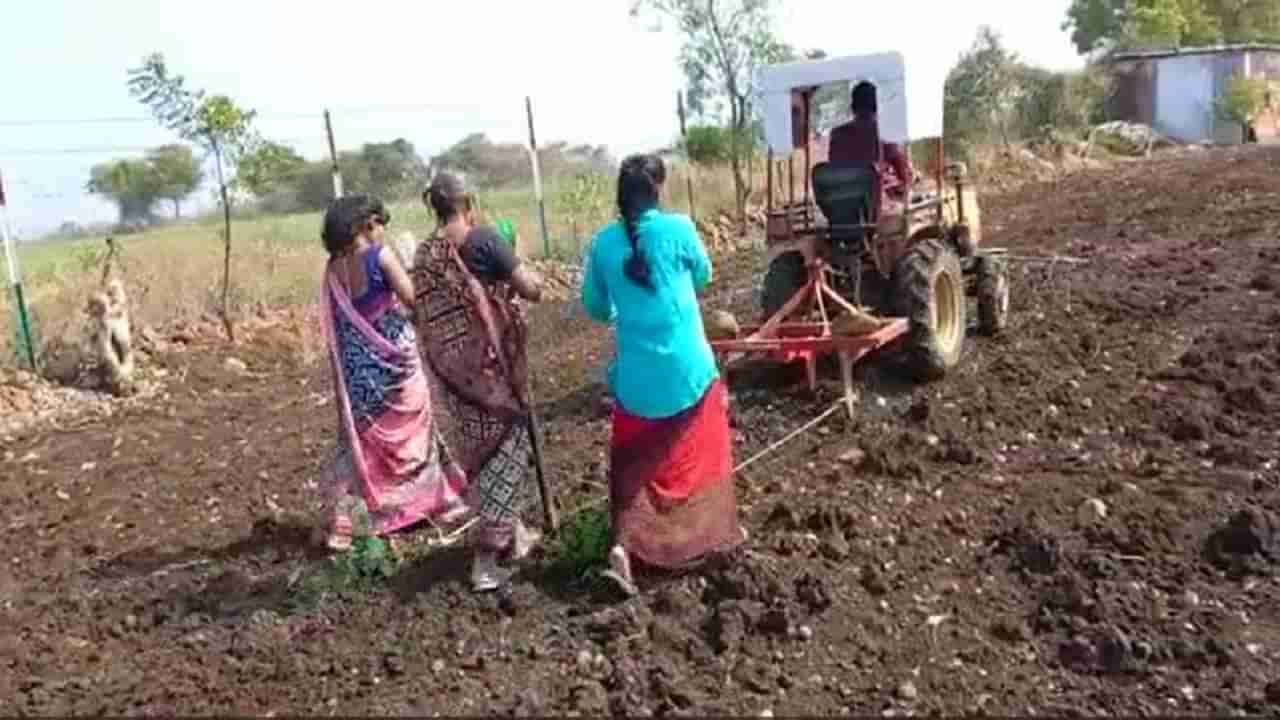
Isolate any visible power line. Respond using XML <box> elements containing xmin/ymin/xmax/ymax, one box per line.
<box><xmin>0</xmin><ymin>138</ymin><xmax>314</xmax><ymax>156</ymax></box>
<box><xmin>0</xmin><ymin>101</ymin><xmax>505</xmax><ymax>128</ymax></box>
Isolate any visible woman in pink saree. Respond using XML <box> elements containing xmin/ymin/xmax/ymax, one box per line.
<box><xmin>319</xmin><ymin>194</ymin><xmax>469</xmax><ymax>551</ymax></box>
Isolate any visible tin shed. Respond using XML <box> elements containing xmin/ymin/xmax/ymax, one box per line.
<box><xmin>1106</xmin><ymin>44</ymin><xmax>1280</xmax><ymax>144</ymax></box>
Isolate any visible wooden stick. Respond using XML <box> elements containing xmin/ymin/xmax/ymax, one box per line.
<box><xmin>1002</xmin><ymin>254</ymin><xmax>1090</xmax><ymax>265</ymax></box>
<box><xmin>526</xmin><ymin>405</ymin><xmax>558</xmax><ymax>533</ymax></box>
<box><xmin>99</xmin><ymin>236</ymin><xmax>121</xmax><ymax>286</ymax></box>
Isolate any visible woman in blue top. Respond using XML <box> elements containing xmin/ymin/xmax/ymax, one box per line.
<box><xmin>581</xmin><ymin>153</ymin><xmax>745</xmax><ymax>595</ymax></box>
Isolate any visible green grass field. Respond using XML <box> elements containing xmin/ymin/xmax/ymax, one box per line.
<box><xmin>1</xmin><ymin>162</ymin><xmax>742</xmax><ymax>369</ymax></box>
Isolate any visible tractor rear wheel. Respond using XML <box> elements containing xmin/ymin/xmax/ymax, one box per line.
<box><xmin>760</xmin><ymin>251</ymin><xmax>806</xmax><ymax>320</ymax></box>
<box><xmin>891</xmin><ymin>238</ymin><xmax>965</xmax><ymax>380</ymax></box>
<box><xmin>975</xmin><ymin>254</ymin><xmax>1010</xmax><ymax>335</ymax></box>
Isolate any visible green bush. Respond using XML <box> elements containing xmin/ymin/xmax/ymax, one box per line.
<box><xmin>683</xmin><ymin>124</ymin><xmax>735</xmax><ymax>164</ymax></box>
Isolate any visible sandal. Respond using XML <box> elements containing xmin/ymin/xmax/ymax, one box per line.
<box><xmin>470</xmin><ymin>551</ymin><xmax>511</xmax><ymax>593</ymax></box>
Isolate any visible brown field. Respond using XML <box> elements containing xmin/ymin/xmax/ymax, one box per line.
<box><xmin>1</xmin><ymin>144</ymin><xmax>1278</xmax><ymax>715</ymax></box>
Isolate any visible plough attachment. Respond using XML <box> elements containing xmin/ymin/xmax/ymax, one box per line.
<box><xmin>709</xmin><ymin>257</ymin><xmax>906</xmax><ymax>419</ymax></box>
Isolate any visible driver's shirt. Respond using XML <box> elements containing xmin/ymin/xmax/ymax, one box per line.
<box><xmin>827</xmin><ymin>115</ymin><xmax>914</xmax><ymax>197</ymax></box>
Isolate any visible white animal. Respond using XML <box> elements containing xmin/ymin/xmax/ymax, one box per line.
<box><xmin>86</xmin><ymin>278</ymin><xmax>135</xmax><ymax>396</ymax></box>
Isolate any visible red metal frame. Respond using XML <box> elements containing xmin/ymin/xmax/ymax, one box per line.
<box><xmin>710</xmin><ymin>256</ymin><xmax>907</xmax><ymax>419</ymax></box>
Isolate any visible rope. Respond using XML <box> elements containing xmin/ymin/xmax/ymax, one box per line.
<box><xmin>559</xmin><ymin>399</ymin><xmax>844</xmax><ymax>519</ymax></box>
<box><xmin>732</xmin><ymin>400</ymin><xmax>842</xmax><ymax>475</ymax></box>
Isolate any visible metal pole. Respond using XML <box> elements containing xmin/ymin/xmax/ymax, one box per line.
<box><xmin>324</xmin><ymin>109</ymin><xmax>343</xmax><ymax>199</ymax></box>
<box><xmin>677</xmin><ymin>91</ymin><xmax>697</xmax><ymax>222</ymax></box>
<box><xmin>0</xmin><ymin>170</ymin><xmax>37</xmax><ymax>372</ymax></box>
<box><xmin>525</xmin><ymin>97</ymin><xmax>551</xmax><ymax>258</ymax></box>
<box><xmin>802</xmin><ymin>90</ymin><xmax>812</xmax><ymax>213</ymax></box>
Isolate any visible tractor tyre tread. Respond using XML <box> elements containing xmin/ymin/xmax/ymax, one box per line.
<box><xmin>975</xmin><ymin>254</ymin><xmax>1009</xmax><ymax>336</ymax></box>
<box><xmin>761</xmin><ymin>251</ymin><xmax>807</xmax><ymax>320</ymax></box>
<box><xmin>891</xmin><ymin>238</ymin><xmax>965</xmax><ymax>381</ymax></box>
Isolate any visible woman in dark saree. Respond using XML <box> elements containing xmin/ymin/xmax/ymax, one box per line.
<box><xmin>412</xmin><ymin>173</ymin><xmax>546</xmax><ymax>592</ymax></box>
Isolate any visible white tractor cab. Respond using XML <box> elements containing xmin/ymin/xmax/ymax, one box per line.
<box><xmin>750</xmin><ymin>50</ymin><xmax>1009</xmax><ymax>380</ymax></box>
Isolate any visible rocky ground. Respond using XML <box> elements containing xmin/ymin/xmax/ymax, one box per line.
<box><xmin>1</xmin><ymin>145</ymin><xmax>1278</xmax><ymax>715</ymax></box>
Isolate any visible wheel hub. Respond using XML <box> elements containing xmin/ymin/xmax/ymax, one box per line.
<box><xmin>933</xmin><ymin>270</ymin><xmax>961</xmax><ymax>352</ymax></box>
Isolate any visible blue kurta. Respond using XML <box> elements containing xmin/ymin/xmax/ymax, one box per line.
<box><xmin>580</xmin><ymin>208</ymin><xmax>718</xmax><ymax>419</ymax></box>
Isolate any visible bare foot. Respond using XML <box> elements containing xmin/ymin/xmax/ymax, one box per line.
<box><xmin>600</xmin><ymin>545</ymin><xmax>638</xmax><ymax>597</ymax></box>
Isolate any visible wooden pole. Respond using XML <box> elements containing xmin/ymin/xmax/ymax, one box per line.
<box><xmin>676</xmin><ymin>91</ymin><xmax>697</xmax><ymax>222</ymax></box>
<box><xmin>788</xmin><ymin>154</ymin><xmax>794</xmax><ymax>206</ymax></box>
<box><xmin>0</xmin><ymin>169</ymin><xmax>36</xmax><ymax>372</ymax></box>
<box><xmin>324</xmin><ymin>109</ymin><xmax>343</xmax><ymax>199</ymax></box>
<box><xmin>935</xmin><ymin>137</ymin><xmax>945</xmax><ymax>224</ymax></box>
<box><xmin>766</xmin><ymin>149</ymin><xmax>774</xmax><ymax>212</ymax></box>
<box><xmin>525</xmin><ymin>97</ymin><xmax>551</xmax><ymax>258</ymax></box>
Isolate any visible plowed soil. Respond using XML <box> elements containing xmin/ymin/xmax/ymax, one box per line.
<box><xmin>2</xmin><ymin>145</ymin><xmax>1279</xmax><ymax>716</ymax></box>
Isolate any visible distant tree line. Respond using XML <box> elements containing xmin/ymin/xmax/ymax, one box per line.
<box><xmin>86</xmin><ymin>132</ymin><xmax>616</xmax><ymax>225</ymax></box>
<box><xmin>1063</xmin><ymin>0</ymin><xmax>1280</xmax><ymax>55</ymax></box>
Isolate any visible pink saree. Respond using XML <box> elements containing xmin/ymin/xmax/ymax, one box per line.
<box><xmin>320</xmin><ymin>264</ymin><xmax>468</xmax><ymax>540</ymax></box>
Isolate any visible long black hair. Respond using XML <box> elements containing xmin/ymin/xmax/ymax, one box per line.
<box><xmin>321</xmin><ymin>194</ymin><xmax>389</xmax><ymax>257</ymax></box>
<box><xmin>616</xmin><ymin>153</ymin><xmax>666</xmax><ymax>290</ymax></box>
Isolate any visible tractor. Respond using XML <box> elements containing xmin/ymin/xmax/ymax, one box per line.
<box><xmin>707</xmin><ymin>51</ymin><xmax>1010</xmax><ymax>415</ymax></box>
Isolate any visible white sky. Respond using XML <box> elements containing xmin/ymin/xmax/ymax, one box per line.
<box><xmin>0</xmin><ymin>0</ymin><xmax>1081</xmax><ymax>237</ymax></box>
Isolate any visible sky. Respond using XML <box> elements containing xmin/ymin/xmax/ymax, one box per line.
<box><xmin>0</xmin><ymin>0</ymin><xmax>1082</xmax><ymax>238</ymax></box>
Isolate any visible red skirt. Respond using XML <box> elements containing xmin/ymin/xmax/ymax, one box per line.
<box><xmin>609</xmin><ymin>379</ymin><xmax>743</xmax><ymax>569</ymax></box>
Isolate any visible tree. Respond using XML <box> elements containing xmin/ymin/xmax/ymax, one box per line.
<box><xmin>128</xmin><ymin>52</ymin><xmax>263</xmax><ymax>341</ymax></box>
<box><xmin>236</xmin><ymin>141</ymin><xmax>306</xmax><ymax>198</ymax></box>
<box><xmin>1215</xmin><ymin>73</ymin><xmax>1270</xmax><ymax>139</ymax></box>
<box><xmin>427</xmin><ymin>133</ymin><xmax>611</xmax><ymax>191</ymax></box>
<box><xmin>682</xmin><ymin>124</ymin><xmax>735</xmax><ymax>163</ymax></box>
<box><xmin>944</xmin><ymin>27</ymin><xmax>1023</xmax><ymax>151</ymax></box>
<box><xmin>1205</xmin><ymin>0</ymin><xmax>1280</xmax><ymax>41</ymax></box>
<box><xmin>631</xmin><ymin>0</ymin><xmax>792</xmax><ymax>225</ymax></box>
<box><xmin>86</xmin><ymin>158</ymin><xmax>163</xmax><ymax>224</ymax></box>
<box><xmin>146</xmin><ymin>144</ymin><xmax>202</xmax><ymax>219</ymax></box>
<box><xmin>1062</xmin><ymin>0</ymin><xmax>1280</xmax><ymax>54</ymax></box>
<box><xmin>1129</xmin><ymin>0</ymin><xmax>1222</xmax><ymax>47</ymax></box>
<box><xmin>359</xmin><ymin>139</ymin><xmax>430</xmax><ymax>200</ymax></box>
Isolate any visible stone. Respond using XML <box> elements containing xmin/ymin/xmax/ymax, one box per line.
<box><xmin>839</xmin><ymin>447</ymin><xmax>867</xmax><ymax>467</ymax></box>
<box><xmin>1077</xmin><ymin>498</ymin><xmax>1108</xmax><ymax>525</ymax></box>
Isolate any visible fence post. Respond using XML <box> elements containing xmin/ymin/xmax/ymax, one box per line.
<box><xmin>677</xmin><ymin>91</ymin><xmax>697</xmax><ymax>222</ymax></box>
<box><xmin>0</xmin><ymin>169</ymin><xmax>37</xmax><ymax>372</ymax></box>
<box><xmin>525</xmin><ymin>96</ymin><xmax>551</xmax><ymax>258</ymax></box>
<box><xmin>324</xmin><ymin>109</ymin><xmax>344</xmax><ymax>199</ymax></box>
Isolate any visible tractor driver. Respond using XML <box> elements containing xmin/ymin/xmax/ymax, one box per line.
<box><xmin>827</xmin><ymin>80</ymin><xmax>915</xmax><ymax>203</ymax></box>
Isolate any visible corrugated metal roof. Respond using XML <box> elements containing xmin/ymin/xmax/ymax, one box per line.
<box><xmin>1107</xmin><ymin>43</ymin><xmax>1280</xmax><ymax>62</ymax></box>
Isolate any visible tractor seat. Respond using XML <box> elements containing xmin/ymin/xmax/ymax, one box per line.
<box><xmin>811</xmin><ymin>161</ymin><xmax>880</xmax><ymax>247</ymax></box>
